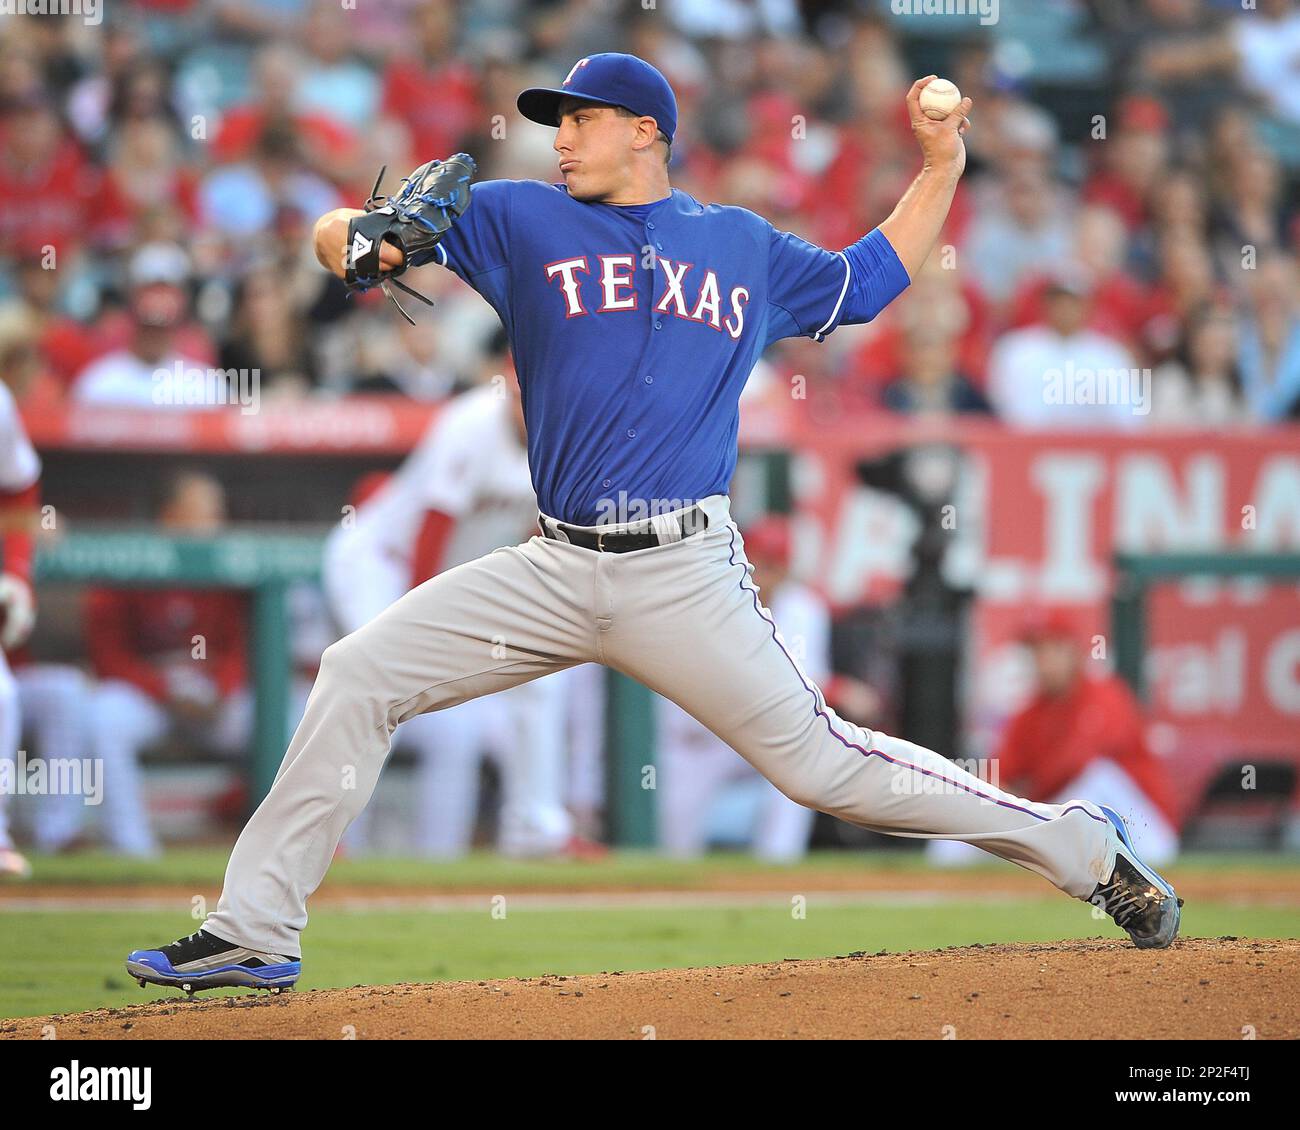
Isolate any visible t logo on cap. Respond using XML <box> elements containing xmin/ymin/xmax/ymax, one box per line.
<box><xmin>562</xmin><ymin>58</ymin><xmax>590</xmax><ymax>87</ymax></box>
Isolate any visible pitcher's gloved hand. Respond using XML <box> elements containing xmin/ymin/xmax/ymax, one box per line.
<box><xmin>344</xmin><ymin>153</ymin><xmax>478</xmax><ymax>324</ymax></box>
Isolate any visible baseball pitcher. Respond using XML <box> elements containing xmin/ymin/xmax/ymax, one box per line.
<box><xmin>127</xmin><ymin>55</ymin><xmax>1180</xmax><ymax>994</ymax></box>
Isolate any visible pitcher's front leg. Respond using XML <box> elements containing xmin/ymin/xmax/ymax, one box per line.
<box><xmin>611</xmin><ymin>528</ymin><xmax>1116</xmax><ymax>900</ymax></box>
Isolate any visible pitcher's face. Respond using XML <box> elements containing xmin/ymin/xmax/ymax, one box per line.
<box><xmin>554</xmin><ymin>99</ymin><xmax>647</xmax><ymax>202</ymax></box>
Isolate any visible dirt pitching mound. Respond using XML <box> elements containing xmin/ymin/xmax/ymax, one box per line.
<box><xmin>5</xmin><ymin>937</ymin><xmax>1295</xmax><ymax>1040</ymax></box>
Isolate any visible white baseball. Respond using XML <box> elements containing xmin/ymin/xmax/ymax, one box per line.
<box><xmin>919</xmin><ymin>78</ymin><xmax>962</xmax><ymax>121</ymax></box>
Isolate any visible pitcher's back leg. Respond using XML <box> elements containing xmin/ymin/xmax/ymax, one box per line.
<box><xmin>203</xmin><ymin>538</ymin><xmax>596</xmax><ymax>956</ymax></box>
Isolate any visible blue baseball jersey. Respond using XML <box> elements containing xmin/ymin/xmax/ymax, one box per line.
<box><xmin>425</xmin><ymin>180</ymin><xmax>909</xmax><ymax>525</ymax></box>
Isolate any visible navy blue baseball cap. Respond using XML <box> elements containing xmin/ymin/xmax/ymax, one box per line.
<box><xmin>517</xmin><ymin>52</ymin><xmax>678</xmax><ymax>143</ymax></box>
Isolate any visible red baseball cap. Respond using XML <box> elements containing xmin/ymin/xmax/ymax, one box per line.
<box><xmin>1017</xmin><ymin>607</ymin><xmax>1082</xmax><ymax>644</ymax></box>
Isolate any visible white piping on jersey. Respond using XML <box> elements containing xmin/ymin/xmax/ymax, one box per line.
<box><xmin>811</xmin><ymin>251</ymin><xmax>852</xmax><ymax>343</ymax></box>
<box><xmin>434</xmin><ymin>243</ymin><xmax>449</xmax><ymax>267</ymax></box>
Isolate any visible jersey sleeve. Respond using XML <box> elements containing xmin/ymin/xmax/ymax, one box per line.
<box><xmin>764</xmin><ymin>224</ymin><xmax>852</xmax><ymax>347</ymax></box>
<box><xmin>425</xmin><ymin>178</ymin><xmax>514</xmax><ymax>284</ymax></box>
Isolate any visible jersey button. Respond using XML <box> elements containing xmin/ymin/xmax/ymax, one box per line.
<box><xmin>644</xmin><ymin>375</ymin><xmax>653</xmax><ymax>385</ymax></box>
<box><xmin>647</xmin><ymin>222</ymin><xmax>655</xmax><ymax>230</ymax></box>
<box><xmin>602</xmin><ymin>478</ymin><xmax>612</xmax><ymax>488</ymax></box>
<box><xmin>654</xmin><ymin>320</ymin><xmax>662</xmax><ymax>330</ymax></box>
<box><xmin>626</xmin><ymin>428</ymin><xmax>636</xmax><ymax>439</ymax></box>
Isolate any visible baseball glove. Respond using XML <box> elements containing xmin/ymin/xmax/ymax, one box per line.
<box><xmin>345</xmin><ymin>152</ymin><xmax>478</xmax><ymax>323</ymax></box>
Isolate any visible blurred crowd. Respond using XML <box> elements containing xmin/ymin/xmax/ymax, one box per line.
<box><xmin>8</xmin><ymin>1</ymin><xmax>1300</xmax><ymax>871</ymax></box>
<box><xmin>0</xmin><ymin>0</ymin><xmax>1298</xmax><ymax>425</ymax></box>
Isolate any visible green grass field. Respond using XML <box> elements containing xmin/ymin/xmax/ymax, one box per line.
<box><xmin>16</xmin><ymin>843</ymin><xmax>1300</xmax><ymax>887</ymax></box>
<box><xmin>3</xmin><ymin>848</ymin><xmax>1298</xmax><ymax>1020</ymax></box>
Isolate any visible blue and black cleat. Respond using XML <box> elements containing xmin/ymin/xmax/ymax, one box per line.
<box><xmin>127</xmin><ymin>929</ymin><xmax>301</xmax><ymax>996</ymax></box>
<box><xmin>1090</xmin><ymin>805</ymin><xmax>1183</xmax><ymax>949</ymax></box>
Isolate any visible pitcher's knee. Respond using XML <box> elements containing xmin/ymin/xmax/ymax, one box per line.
<box><xmin>772</xmin><ymin>777</ymin><xmax>825</xmax><ymax>813</ymax></box>
<box><xmin>315</xmin><ymin>630</ymin><xmax>413</xmax><ymax>729</ymax></box>
<box><xmin>315</xmin><ymin>634</ymin><xmax>385</xmax><ymax>704</ymax></box>
<box><xmin>318</xmin><ymin>632</ymin><xmax>374</xmax><ymax>680</ymax></box>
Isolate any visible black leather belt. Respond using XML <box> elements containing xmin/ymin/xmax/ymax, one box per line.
<box><xmin>539</xmin><ymin>505</ymin><xmax>709</xmax><ymax>553</ymax></box>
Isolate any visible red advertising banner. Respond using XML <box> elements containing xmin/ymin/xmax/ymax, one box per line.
<box><xmin>787</xmin><ymin>420</ymin><xmax>1300</xmax><ymax>818</ymax></box>
<box><xmin>24</xmin><ymin>399</ymin><xmax>439</xmax><ymax>454</ymax></box>
<box><xmin>21</xmin><ymin>394</ymin><xmax>796</xmax><ymax>456</ymax></box>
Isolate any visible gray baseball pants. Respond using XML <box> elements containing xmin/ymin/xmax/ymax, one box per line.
<box><xmin>202</xmin><ymin>495</ymin><xmax>1116</xmax><ymax>957</ymax></box>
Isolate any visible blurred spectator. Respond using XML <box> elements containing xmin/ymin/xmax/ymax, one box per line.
<box><xmin>1237</xmin><ymin>254</ymin><xmax>1300</xmax><ymax>420</ymax></box>
<box><xmin>1102</xmin><ymin>0</ymin><xmax>1238</xmax><ymax>138</ymax></box>
<box><xmin>1150</xmin><ymin>302</ymin><xmax>1248</xmax><ymax>425</ymax></box>
<box><xmin>200</xmin><ymin>121</ymin><xmax>341</xmax><ymax>253</ymax></box>
<box><xmin>1082</xmin><ymin>95</ymin><xmax>1171</xmax><ymax>233</ymax></box>
<box><xmin>380</xmin><ymin>1</ymin><xmax>483</xmax><ymax>160</ymax></box>
<box><xmin>1008</xmin><ymin>206</ymin><xmax>1151</xmax><ymax>348</ymax></box>
<box><xmin>12</xmin><ymin>663</ymin><xmax>92</xmax><ymax>856</ymax></box>
<box><xmin>1141</xmin><ymin>237</ymin><xmax>1222</xmax><ymax>366</ymax></box>
<box><xmin>881</xmin><ymin>329</ymin><xmax>991</xmax><ymax>417</ymax></box>
<box><xmin>987</xmin><ymin>267</ymin><xmax>1144</xmax><ymax>429</ymax></box>
<box><xmin>3</xmin><ymin>255</ymin><xmax>101</xmax><ymax>399</ymax></box>
<box><xmin>1210</xmin><ymin>145</ymin><xmax>1288</xmax><ymax>266</ymax></box>
<box><xmin>297</xmin><ymin>0</ymin><xmax>381</xmax><ymax>131</ymax></box>
<box><xmin>214</xmin><ymin>0</ymin><xmax>309</xmax><ymax>44</ymax></box>
<box><xmin>0</xmin><ymin>23</ymin><xmax>46</xmax><ymax>108</ymax></box>
<box><xmin>1205</xmin><ymin>106</ymin><xmax>1260</xmax><ymax>206</ymax></box>
<box><xmin>1231</xmin><ymin>0</ymin><xmax>1300</xmax><ymax>126</ymax></box>
<box><xmin>65</xmin><ymin>21</ymin><xmax>150</xmax><ymax>149</ymax></box>
<box><xmin>929</xmin><ymin>608</ymin><xmax>1180</xmax><ymax>868</ymax></box>
<box><xmin>73</xmin><ymin>243</ymin><xmax>212</xmax><ymax>407</ymax></box>
<box><xmin>83</xmin><ymin>472</ymin><xmax>250</xmax><ymax>857</ymax></box>
<box><xmin>962</xmin><ymin>168</ymin><xmax>1073</xmax><ymax>307</ymax></box>
<box><xmin>95</xmin><ymin>243</ymin><xmax>216</xmax><ymax>365</ymax></box>
<box><xmin>960</xmin><ymin>72</ymin><xmax>1059</xmax><ymax>186</ymax></box>
<box><xmin>0</xmin><ymin>0</ymin><xmax>1289</xmax><ymax>438</ymax></box>
<box><xmin>0</xmin><ymin>94</ymin><xmax>103</xmax><ymax>261</ymax></box>
<box><xmin>667</xmin><ymin>0</ymin><xmax>802</xmax><ymax>40</ymax></box>
<box><xmin>219</xmin><ymin>260</ymin><xmax>318</xmax><ymax>397</ymax></box>
<box><xmin>1131</xmin><ymin>165</ymin><xmax>1208</xmax><ymax>282</ymax></box>
<box><xmin>97</xmin><ymin>116</ymin><xmax>202</xmax><ymax>250</ymax></box>
<box><xmin>361</xmin><ymin>314</ymin><xmax>458</xmax><ymax>400</ymax></box>
<box><xmin>211</xmin><ymin>43</ymin><xmax>357</xmax><ymax>177</ymax></box>
<box><xmin>848</xmin><ymin>258</ymin><xmax>993</xmax><ymax>402</ymax></box>
<box><xmin>102</xmin><ymin>60</ymin><xmax>181</xmax><ymax>144</ymax></box>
